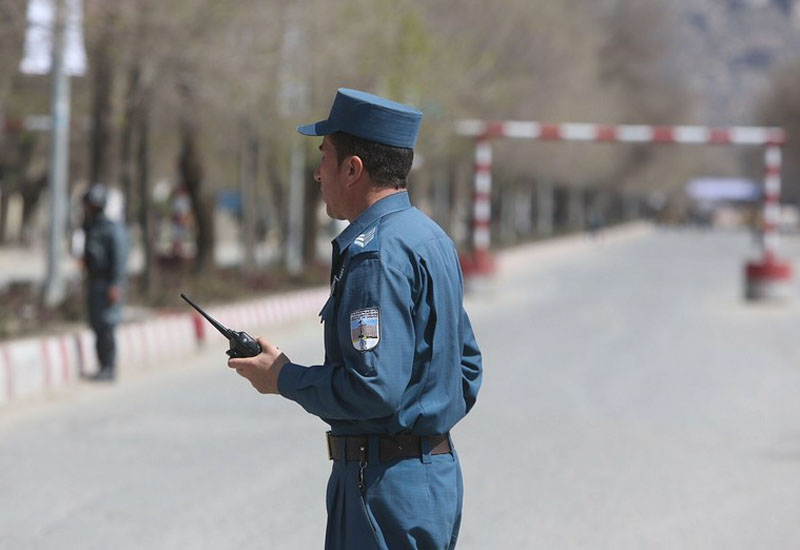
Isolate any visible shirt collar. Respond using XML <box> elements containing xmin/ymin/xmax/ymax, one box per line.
<box><xmin>333</xmin><ymin>191</ymin><xmax>412</xmax><ymax>252</ymax></box>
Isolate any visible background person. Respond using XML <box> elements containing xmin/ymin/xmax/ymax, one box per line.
<box><xmin>81</xmin><ymin>183</ymin><xmax>129</xmax><ymax>381</ymax></box>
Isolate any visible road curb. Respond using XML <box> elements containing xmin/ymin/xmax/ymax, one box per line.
<box><xmin>0</xmin><ymin>286</ymin><xmax>329</xmax><ymax>408</ymax></box>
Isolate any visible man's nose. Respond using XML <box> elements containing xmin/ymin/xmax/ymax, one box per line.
<box><xmin>313</xmin><ymin>163</ymin><xmax>321</xmax><ymax>183</ymax></box>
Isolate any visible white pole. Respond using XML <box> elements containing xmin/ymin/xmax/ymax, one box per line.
<box><xmin>42</xmin><ymin>0</ymin><xmax>70</xmax><ymax>306</ymax></box>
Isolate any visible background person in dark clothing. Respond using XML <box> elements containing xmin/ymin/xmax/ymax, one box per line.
<box><xmin>81</xmin><ymin>184</ymin><xmax>128</xmax><ymax>381</ymax></box>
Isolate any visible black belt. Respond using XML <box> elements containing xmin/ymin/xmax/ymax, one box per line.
<box><xmin>326</xmin><ymin>432</ymin><xmax>452</xmax><ymax>462</ymax></box>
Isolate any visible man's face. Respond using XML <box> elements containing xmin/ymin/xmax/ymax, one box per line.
<box><xmin>315</xmin><ymin>136</ymin><xmax>348</xmax><ymax>220</ymax></box>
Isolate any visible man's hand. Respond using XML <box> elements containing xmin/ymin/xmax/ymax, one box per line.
<box><xmin>227</xmin><ymin>337</ymin><xmax>289</xmax><ymax>394</ymax></box>
<box><xmin>108</xmin><ymin>285</ymin><xmax>121</xmax><ymax>304</ymax></box>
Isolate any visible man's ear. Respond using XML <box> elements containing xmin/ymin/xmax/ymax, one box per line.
<box><xmin>342</xmin><ymin>155</ymin><xmax>364</xmax><ymax>185</ymax></box>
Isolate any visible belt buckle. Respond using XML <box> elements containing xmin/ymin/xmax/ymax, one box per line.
<box><xmin>326</xmin><ymin>431</ymin><xmax>334</xmax><ymax>461</ymax></box>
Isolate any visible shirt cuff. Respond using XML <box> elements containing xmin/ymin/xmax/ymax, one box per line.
<box><xmin>277</xmin><ymin>362</ymin><xmax>305</xmax><ymax>401</ymax></box>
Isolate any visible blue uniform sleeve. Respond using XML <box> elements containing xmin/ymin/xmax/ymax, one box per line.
<box><xmin>108</xmin><ymin>222</ymin><xmax>128</xmax><ymax>286</ymax></box>
<box><xmin>460</xmin><ymin>309</ymin><xmax>482</xmax><ymax>413</ymax></box>
<box><xmin>278</xmin><ymin>254</ymin><xmax>416</xmax><ymax>420</ymax></box>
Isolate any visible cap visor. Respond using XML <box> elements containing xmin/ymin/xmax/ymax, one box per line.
<box><xmin>297</xmin><ymin>120</ymin><xmax>335</xmax><ymax>136</ymax></box>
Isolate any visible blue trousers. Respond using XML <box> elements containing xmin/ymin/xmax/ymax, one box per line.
<box><xmin>87</xmin><ymin>281</ymin><xmax>122</xmax><ymax>371</ymax></box>
<box><xmin>325</xmin><ymin>440</ymin><xmax>463</xmax><ymax>550</ymax></box>
<box><xmin>92</xmin><ymin>322</ymin><xmax>116</xmax><ymax>371</ymax></box>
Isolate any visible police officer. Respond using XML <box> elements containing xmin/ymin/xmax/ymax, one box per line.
<box><xmin>81</xmin><ymin>184</ymin><xmax>128</xmax><ymax>381</ymax></box>
<box><xmin>228</xmin><ymin>89</ymin><xmax>483</xmax><ymax>550</ymax></box>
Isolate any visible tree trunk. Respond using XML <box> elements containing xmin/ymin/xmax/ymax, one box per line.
<box><xmin>0</xmin><ymin>171</ymin><xmax>9</xmax><ymax>244</ymax></box>
<box><xmin>0</xmin><ymin>139</ymin><xmax>16</xmax><ymax>243</ymax></box>
<box><xmin>302</xmin><ymin>164</ymin><xmax>319</xmax><ymax>268</ymax></box>
<box><xmin>536</xmin><ymin>179</ymin><xmax>554</xmax><ymax>237</ymax></box>
<box><xmin>263</xmin><ymin>142</ymin><xmax>285</xmax><ymax>266</ymax></box>
<box><xmin>178</xmin><ymin>84</ymin><xmax>214</xmax><ymax>274</ymax></box>
<box><xmin>513</xmin><ymin>181</ymin><xmax>533</xmax><ymax>239</ymax></box>
<box><xmin>137</xmin><ymin>89</ymin><xmax>154</xmax><ymax>294</ymax></box>
<box><xmin>499</xmin><ymin>181</ymin><xmax>516</xmax><ymax>245</ymax></box>
<box><xmin>19</xmin><ymin>174</ymin><xmax>47</xmax><ymax>246</ymax></box>
<box><xmin>88</xmin><ymin>10</ymin><xmax>115</xmax><ymax>187</ymax></box>
<box><xmin>264</xmin><ymin>142</ymin><xmax>285</xmax><ymax>245</ymax></box>
<box><xmin>239</xmin><ymin>120</ymin><xmax>258</xmax><ymax>275</ymax></box>
<box><xmin>451</xmin><ymin>159</ymin><xmax>473</xmax><ymax>247</ymax></box>
<box><xmin>568</xmin><ymin>187</ymin><xmax>585</xmax><ymax>232</ymax></box>
<box><xmin>120</xmin><ymin>64</ymin><xmax>140</xmax><ymax>225</ymax></box>
<box><xmin>0</xmin><ymin>132</ymin><xmax>39</xmax><ymax>244</ymax></box>
<box><xmin>432</xmin><ymin>160</ymin><xmax>450</xmax><ymax>233</ymax></box>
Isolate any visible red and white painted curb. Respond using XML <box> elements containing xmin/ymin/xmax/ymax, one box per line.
<box><xmin>0</xmin><ymin>333</ymin><xmax>82</xmax><ymax>406</ymax></box>
<box><xmin>456</xmin><ymin>119</ymin><xmax>793</xmax><ymax>299</ymax></box>
<box><xmin>0</xmin><ymin>286</ymin><xmax>329</xmax><ymax>408</ymax></box>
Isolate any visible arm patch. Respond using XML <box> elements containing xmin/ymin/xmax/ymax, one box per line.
<box><xmin>350</xmin><ymin>307</ymin><xmax>380</xmax><ymax>351</ymax></box>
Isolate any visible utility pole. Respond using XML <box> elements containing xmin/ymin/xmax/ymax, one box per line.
<box><xmin>21</xmin><ymin>0</ymin><xmax>86</xmax><ymax>306</ymax></box>
<box><xmin>41</xmin><ymin>0</ymin><xmax>70</xmax><ymax>306</ymax></box>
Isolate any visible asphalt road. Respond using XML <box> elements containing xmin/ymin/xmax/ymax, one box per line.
<box><xmin>2</xmin><ymin>227</ymin><xmax>800</xmax><ymax>549</ymax></box>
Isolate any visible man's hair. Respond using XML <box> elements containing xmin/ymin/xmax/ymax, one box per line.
<box><xmin>329</xmin><ymin>132</ymin><xmax>414</xmax><ymax>190</ymax></box>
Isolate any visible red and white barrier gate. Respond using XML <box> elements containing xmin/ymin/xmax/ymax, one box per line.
<box><xmin>456</xmin><ymin>120</ymin><xmax>792</xmax><ymax>300</ymax></box>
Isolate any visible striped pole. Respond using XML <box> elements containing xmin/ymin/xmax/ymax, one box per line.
<box><xmin>762</xmin><ymin>145</ymin><xmax>782</xmax><ymax>260</ymax></box>
<box><xmin>745</xmin><ymin>145</ymin><xmax>792</xmax><ymax>300</ymax></box>
<box><xmin>471</xmin><ymin>138</ymin><xmax>494</xmax><ymax>274</ymax></box>
<box><xmin>456</xmin><ymin>119</ymin><xmax>792</xmax><ymax>299</ymax></box>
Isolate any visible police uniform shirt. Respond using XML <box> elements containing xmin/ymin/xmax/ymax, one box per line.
<box><xmin>278</xmin><ymin>191</ymin><xmax>482</xmax><ymax>436</ymax></box>
<box><xmin>84</xmin><ymin>213</ymin><xmax>128</xmax><ymax>286</ymax></box>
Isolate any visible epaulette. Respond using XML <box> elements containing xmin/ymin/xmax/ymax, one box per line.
<box><xmin>350</xmin><ymin>223</ymin><xmax>381</xmax><ymax>257</ymax></box>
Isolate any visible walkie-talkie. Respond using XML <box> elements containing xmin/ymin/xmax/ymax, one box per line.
<box><xmin>180</xmin><ymin>293</ymin><xmax>263</xmax><ymax>358</ymax></box>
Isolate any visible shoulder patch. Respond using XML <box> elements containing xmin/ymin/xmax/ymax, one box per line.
<box><xmin>354</xmin><ymin>226</ymin><xmax>377</xmax><ymax>248</ymax></box>
<box><xmin>350</xmin><ymin>308</ymin><xmax>380</xmax><ymax>351</ymax></box>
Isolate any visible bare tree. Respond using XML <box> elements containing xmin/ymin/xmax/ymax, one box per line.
<box><xmin>0</xmin><ymin>0</ymin><xmax>715</xmax><ymax>274</ymax></box>
<box><xmin>176</xmin><ymin>79</ymin><xmax>214</xmax><ymax>273</ymax></box>
<box><xmin>596</xmin><ymin>0</ymin><xmax>698</xmax><ymax>196</ymax></box>
<box><xmin>86</xmin><ymin>3</ymin><xmax>116</xmax><ymax>186</ymax></box>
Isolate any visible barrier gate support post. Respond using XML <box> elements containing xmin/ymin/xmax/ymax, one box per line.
<box><xmin>456</xmin><ymin>120</ymin><xmax>793</xmax><ymax>301</ymax></box>
<box><xmin>745</xmin><ymin>145</ymin><xmax>793</xmax><ymax>300</ymax></box>
<box><xmin>463</xmin><ymin>137</ymin><xmax>496</xmax><ymax>276</ymax></box>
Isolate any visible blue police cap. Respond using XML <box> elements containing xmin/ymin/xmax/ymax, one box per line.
<box><xmin>297</xmin><ymin>88</ymin><xmax>422</xmax><ymax>149</ymax></box>
<box><xmin>82</xmin><ymin>183</ymin><xmax>108</xmax><ymax>209</ymax></box>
